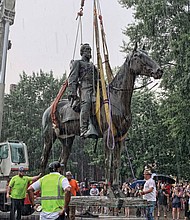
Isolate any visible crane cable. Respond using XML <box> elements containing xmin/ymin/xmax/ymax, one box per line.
<box><xmin>73</xmin><ymin>0</ymin><xmax>84</xmax><ymax>60</ymax></box>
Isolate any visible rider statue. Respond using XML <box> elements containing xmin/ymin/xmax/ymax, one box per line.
<box><xmin>67</xmin><ymin>43</ymin><xmax>98</xmax><ymax>138</ymax></box>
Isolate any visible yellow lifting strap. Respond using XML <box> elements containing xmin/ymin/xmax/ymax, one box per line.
<box><xmin>97</xmin><ymin>6</ymin><xmax>114</xmax><ymax>83</ymax></box>
<box><xmin>93</xmin><ymin>0</ymin><xmax>116</xmax><ymax>135</ymax></box>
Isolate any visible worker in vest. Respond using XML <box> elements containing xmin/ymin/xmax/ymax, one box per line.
<box><xmin>27</xmin><ymin>161</ymin><xmax>71</xmax><ymax>220</ymax></box>
<box><xmin>6</xmin><ymin>166</ymin><xmax>41</xmax><ymax>220</ymax></box>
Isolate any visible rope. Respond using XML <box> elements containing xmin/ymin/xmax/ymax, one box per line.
<box><xmin>106</xmin><ymin>85</ymin><xmax>115</xmax><ymax>150</ymax></box>
<box><xmin>50</xmin><ymin>80</ymin><xmax>68</xmax><ymax>128</ymax></box>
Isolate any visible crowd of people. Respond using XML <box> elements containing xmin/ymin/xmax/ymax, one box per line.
<box><xmin>77</xmin><ymin>170</ymin><xmax>190</xmax><ymax>220</ymax></box>
<box><xmin>121</xmin><ymin>177</ymin><xmax>190</xmax><ymax>220</ymax></box>
<box><xmin>6</xmin><ymin>163</ymin><xmax>190</xmax><ymax>220</ymax></box>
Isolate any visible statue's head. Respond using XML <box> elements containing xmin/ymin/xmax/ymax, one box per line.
<box><xmin>80</xmin><ymin>43</ymin><xmax>92</xmax><ymax>60</ymax></box>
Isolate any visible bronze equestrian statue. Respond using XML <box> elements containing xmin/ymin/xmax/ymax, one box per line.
<box><xmin>40</xmin><ymin>43</ymin><xmax>163</xmax><ymax>189</ymax></box>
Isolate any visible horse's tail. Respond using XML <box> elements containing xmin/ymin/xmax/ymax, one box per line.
<box><xmin>42</xmin><ymin>106</ymin><xmax>52</xmax><ymax>137</ymax></box>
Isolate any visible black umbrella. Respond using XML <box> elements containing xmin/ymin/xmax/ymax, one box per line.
<box><xmin>153</xmin><ymin>174</ymin><xmax>175</xmax><ymax>184</ymax></box>
<box><xmin>130</xmin><ymin>180</ymin><xmax>146</xmax><ymax>189</ymax></box>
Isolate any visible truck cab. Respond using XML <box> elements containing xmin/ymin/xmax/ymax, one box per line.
<box><xmin>0</xmin><ymin>140</ymin><xmax>29</xmax><ymax>211</ymax></box>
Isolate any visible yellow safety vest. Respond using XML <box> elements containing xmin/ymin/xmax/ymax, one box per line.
<box><xmin>40</xmin><ymin>173</ymin><xmax>65</xmax><ymax>213</ymax></box>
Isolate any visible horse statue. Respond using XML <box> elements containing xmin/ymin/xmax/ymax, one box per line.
<box><xmin>41</xmin><ymin>44</ymin><xmax>163</xmax><ymax>189</ymax></box>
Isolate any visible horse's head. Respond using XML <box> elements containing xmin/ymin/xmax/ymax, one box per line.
<box><xmin>129</xmin><ymin>43</ymin><xmax>163</xmax><ymax>79</ymax></box>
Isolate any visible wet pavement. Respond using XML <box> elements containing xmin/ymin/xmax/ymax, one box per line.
<box><xmin>0</xmin><ymin>210</ymin><xmax>185</xmax><ymax>219</ymax></box>
<box><xmin>76</xmin><ymin>216</ymin><xmax>145</xmax><ymax>220</ymax></box>
<box><xmin>0</xmin><ymin>211</ymin><xmax>145</xmax><ymax>219</ymax></box>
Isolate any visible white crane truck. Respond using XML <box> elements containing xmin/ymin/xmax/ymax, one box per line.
<box><xmin>0</xmin><ymin>140</ymin><xmax>29</xmax><ymax>212</ymax></box>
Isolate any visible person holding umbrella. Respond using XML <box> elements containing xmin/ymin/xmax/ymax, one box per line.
<box><xmin>140</xmin><ymin>169</ymin><xmax>156</xmax><ymax>220</ymax></box>
<box><xmin>157</xmin><ymin>183</ymin><xmax>168</xmax><ymax>217</ymax></box>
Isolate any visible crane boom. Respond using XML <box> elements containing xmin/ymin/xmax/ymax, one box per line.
<box><xmin>0</xmin><ymin>0</ymin><xmax>16</xmax><ymax>141</ymax></box>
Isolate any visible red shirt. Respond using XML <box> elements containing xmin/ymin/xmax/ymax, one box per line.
<box><xmin>165</xmin><ymin>184</ymin><xmax>171</xmax><ymax>195</ymax></box>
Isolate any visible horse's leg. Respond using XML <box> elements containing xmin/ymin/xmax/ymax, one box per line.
<box><xmin>58</xmin><ymin>136</ymin><xmax>75</xmax><ymax>174</ymax></box>
<box><xmin>113</xmin><ymin>141</ymin><xmax>122</xmax><ymax>185</ymax></box>
<box><xmin>41</xmin><ymin>129</ymin><xmax>57</xmax><ymax>175</ymax></box>
<box><xmin>103</xmin><ymin>133</ymin><xmax>112</xmax><ymax>184</ymax></box>
<box><xmin>104</xmin><ymin>132</ymin><xmax>121</xmax><ymax>199</ymax></box>
<box><xmin>113</xmin><ymin>140</ymin><xmax>125</xmax><ymax>198</ymax></box>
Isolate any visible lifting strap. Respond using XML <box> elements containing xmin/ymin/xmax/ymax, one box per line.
<box><xmin>94</xmin><ymin>0</ymin><xmax>116</xmax><ymax>143</ymax></box>
<box><xmin>95</xmin><ymin>0</ymin><xmax>129</xmax><ymax>143</ymax></box>
<box><xmin>96</xmin><ymin>1</ymin><xmax>114</xmax><ymax>83</ymax></box>
<box><xmin>50</xmin><ymin>80</ymin><xmax>68</xmax><ymax>128</ymax></box>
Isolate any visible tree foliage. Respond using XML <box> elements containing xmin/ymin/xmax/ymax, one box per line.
<box><xmin>119</xmin><ymin>0</ymin><xmax>190</xmax><ymax>180</ymax></box>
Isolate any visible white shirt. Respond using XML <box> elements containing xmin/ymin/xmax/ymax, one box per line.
<box><xmin>31</xmin><ymin>172</ymin><xmax>70</xmax><ymax>220</ymax></box>
<box><xmin>90</xmin><ymin>187</ymin><xmax>99</xmax><ymax>196</ymax></box>
<box><xmin>143</xmin><ymin>178</ymin><xmax>156</xmax><ymax>202</ymax></box>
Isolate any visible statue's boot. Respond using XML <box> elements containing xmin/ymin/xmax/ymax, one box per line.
<box><xmin>80</xmin><ymin>114</ymin><xmax>98</xmax><ymax>139</ymax></box>
<box><xmin>80</xmin><ymin>107</ymin><xmax>89</xmax><ymax>137</ymax></box>
<box><xmin>83</xmin><ymin>123</ymin><xmax>98</xmax><ymax>139</ymax></box>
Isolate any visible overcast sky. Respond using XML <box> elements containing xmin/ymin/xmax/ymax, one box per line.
<box><xmin>6</xmin><ymin>0</ymin><xmax>133</xmax><ymax>92</ymax></box>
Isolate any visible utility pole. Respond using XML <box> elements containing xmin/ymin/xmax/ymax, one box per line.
<box><xmin>0</xmin><ymin>0</ymin><xmax>15</xmax><ymax>141</ymax></box>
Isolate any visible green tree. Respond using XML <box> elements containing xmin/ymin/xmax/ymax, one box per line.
<box><xmin>125</xmin><ymin>88</ymin><xmax>161</xmax><ymax>178</ymax></box>
<box><xmin>2</xmin><ymin>70</ymin><xmax>67</xmax><ymax>172</ymax></box>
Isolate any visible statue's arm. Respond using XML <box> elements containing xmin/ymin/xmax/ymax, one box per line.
<box><xmin>68</xmin><ymin>60</ymin><xmax>80</xmax><ymax>99</ymax></box>
<box><xmin>94</xmin><ymin>65</ymin><xmax>101</xmax><ymax>91</ymax></box>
